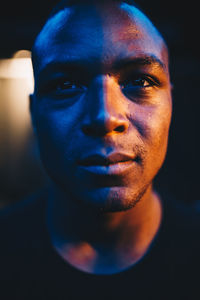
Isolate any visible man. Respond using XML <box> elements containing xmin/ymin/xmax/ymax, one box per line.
<box><xmin>0</xmin><ymin>0</ymin><xmax>199</xmax><ymax>299</ymax></box>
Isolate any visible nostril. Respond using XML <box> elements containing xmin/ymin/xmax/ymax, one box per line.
<box><xmin>82</xmin><ymin>125</ymin><xmax>91</xmax><ymax>135</ymax></box>
<box><xmin>82</xmin><ymin>124</ymin><xmax>127</xmax><ymax>136</ymax></box>
<box><xmin>115</xmin><ymin>125</ymin><xmax>125</xmax><ymax>133</ymax></box>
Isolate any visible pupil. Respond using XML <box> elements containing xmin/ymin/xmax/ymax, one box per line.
<box><xmin>135</xmin><ymin>79</ymin><xmax>145</xmax><ymax>86</ymax></box>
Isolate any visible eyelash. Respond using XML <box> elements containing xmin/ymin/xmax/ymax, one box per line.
<box><xmin>120</xmin><ymin>75</ymin><xmax>159</xmax><ymax>90</ymax></box>
<box><xmin>39</xmin><ymin>79</ymin><xmax>86</xmax><ymax>98</ymax></box>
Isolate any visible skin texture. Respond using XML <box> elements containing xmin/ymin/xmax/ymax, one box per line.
<box><xmin>31</xmin><ymin>2</ymin><xmax>172</xmax><ymax>274</ymax></box>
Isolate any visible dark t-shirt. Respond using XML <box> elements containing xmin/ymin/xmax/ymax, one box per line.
<box><xmin>0</xmin><ymin>189</ymin><xmax>200</xmax><ymax>300</ymax></box>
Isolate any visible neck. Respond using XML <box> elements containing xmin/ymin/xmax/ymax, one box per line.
<box><xmin>46</xmin><ymin>184</ymin><xmax>162</xmax><ymax>275</ymax></box>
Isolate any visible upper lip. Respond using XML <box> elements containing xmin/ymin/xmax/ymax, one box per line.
<box><xmin>79</xmin><ymin>153</ymin><xmax>136</xmax><ymax>166</ymax></box>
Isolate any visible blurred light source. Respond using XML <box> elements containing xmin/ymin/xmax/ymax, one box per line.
<box><xmin>13</xmin><ymin>50</ymin><xmax>32</xmax><ymax>58</ymax></box>
<box><xmin>0</xmin><ymin>50</ymin><xmax>45</xmax><ymax>207</ymax></box>
<box><xmin>0</xmin><ymin>49</ymin><xmax>34</xmax><ymax>145</ymax></box>
<box><xmin>0</xmin><ymin>50</ymin><xmax>34</xmax><ymax>92</ymax></box>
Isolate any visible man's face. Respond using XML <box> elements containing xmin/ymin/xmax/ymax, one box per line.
<box><xmin>31</xmin><ymin>3</ymin><xmax>172</xmax><ymax>212</ymax></box>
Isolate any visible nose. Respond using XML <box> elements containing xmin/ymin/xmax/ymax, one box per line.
<box><xmin>82</xmin><ymin>75</ymin><xmax>129</xmax><ymax>136</ymax></box>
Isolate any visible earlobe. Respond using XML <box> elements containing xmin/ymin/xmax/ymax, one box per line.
<box><xmin>29</xmin><ymin>93</ymin><xmax>37</xmax><ymax>135</ymax></box>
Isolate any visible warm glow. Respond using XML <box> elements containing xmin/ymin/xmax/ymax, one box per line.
<box><xmin>0</xmin><ymin>50</ymin><xmax>34</xmax><ymax>92</ymax></box>
<box><xmin>0</xmin><ymin>50</ymin><xmax>46</xmax><ymax>207</ymax></box>
<box><xmin>0</xmin><ymin>50</ymin><xmax>34</xmax><ymax>175</ymax></box>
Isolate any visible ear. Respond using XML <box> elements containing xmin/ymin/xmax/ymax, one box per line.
<box><xmin>29</xmin><ymin>93</ymin><xmax>37</xmax><ymax>135</ymax></box>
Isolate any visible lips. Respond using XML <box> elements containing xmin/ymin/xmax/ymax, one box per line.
<box><xmin>79</xmin><ymin>153</ymin><xmax>135</xmax><ymax>166</ymax></box>
<box><xmin>78</xmin><ymin>153</ymin><xmax>138</xmax><ymax>175</ymax></box>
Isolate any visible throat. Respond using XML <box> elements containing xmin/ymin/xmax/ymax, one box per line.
<box><xmin>50</xmin><ymin>191</ymin><xmax>163</xmax><ymax>275</ymax></box>
<box><xmin>53</xmin><ymin>236</ymin><xmax>155</xmax><ymax>275</ymax></box>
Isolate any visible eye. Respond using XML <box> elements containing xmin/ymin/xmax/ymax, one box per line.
<box><xmin>55</xmin><ymin>79</ymin><xmax>85</xmax><ymax>92</ymax></box>
<box><xmin>119</xmin><ymin>74</ymin><xmax>160</xmax><ymax>103</ymax></box>
<box><xmin>121</xmin><ymin>76</ymin><xmax>157</xmax><ymax>90</ymax></box>
<box><xmin>42</xmin><ymin>78</ymin><xmax>88</xmax><ymax>99</ymax></box>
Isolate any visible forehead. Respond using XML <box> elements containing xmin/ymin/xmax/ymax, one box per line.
<box><xmin>33</xmin><ymin>3</ymin><xmax>168</xmax><ymax>75</ymax></box>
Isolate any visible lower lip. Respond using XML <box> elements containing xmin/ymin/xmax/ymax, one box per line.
<box><xmin>80</xmin><ymin>160</ymin><xmax>135</xmax><ymax>175</ymax></box>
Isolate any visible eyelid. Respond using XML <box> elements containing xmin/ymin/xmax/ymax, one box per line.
<box><xmin>119</xmin><ymin>73</ymin><xmax>161</xmax><ymax>88</ymax></box>
<box><xmin>55</xmin><ymin>79</ymin><xmax>86</xmax><ymax>90</ymax></box>
<box><xmin>38</xmin><ymin>76</ymin><xmax>87</xmax><ymax>94</ymax></box>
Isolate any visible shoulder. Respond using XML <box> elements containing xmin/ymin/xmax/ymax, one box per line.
<box><xmin>162</xmin><ymin>191</ymin><xmax>200</xmax><ymax>231</ymax></box>
<box><xmin>158</xmin><ymin>190</ymin><xmax>200</xmax><ymax>270</ymax></box>
<box><xmin>154</xmin><ymin>190</ymin><xmax>200</xmax><ymax>268</ymax></box>
<box><xmin>147</xmin><ymin>191</ymin><xmax>200</xmax><ymax>298</ymax></box>
<box><xmin>159</xmin><ymin>188</ymin><xmax>200</xmax><ymax>225</ymax></box>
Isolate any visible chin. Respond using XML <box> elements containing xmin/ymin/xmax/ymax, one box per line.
<box><xmin>46</xmin><ymin>167</ymin><xmax>151</xmax><ymax>213</ymax></box>
<box><xmin>68</xmin><ymin>185</ymin><xmax>150</xmax><ymax>213</ymax></box>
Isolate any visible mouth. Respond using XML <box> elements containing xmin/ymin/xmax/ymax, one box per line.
<box><xmin>78</xmin><ymin>153</ymin><xmax>139</xmax><ymax>175</ymax></box>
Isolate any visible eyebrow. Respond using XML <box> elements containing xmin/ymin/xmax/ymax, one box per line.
<box><xmin>38</xmin><ymin>54</ymin><xmax>167</xmax><ymax>79</ymax></box>
<box><xmin>112</xmin><ymin>55</ymin><xmax>166</xmax><ymax>72</ymax></box>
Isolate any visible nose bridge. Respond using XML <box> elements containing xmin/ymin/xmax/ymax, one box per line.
<box><xmin>90</xmin><ymin>75</ymin><xmax>122</xmax><ymax>122</ymax></box>
<box><xmin>82</xmin><ymin>74</ymin><xmax>129</xmax><ymax>136</ymax></box>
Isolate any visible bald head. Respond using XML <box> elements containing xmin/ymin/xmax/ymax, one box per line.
<box><xmin>32</xmin><ymin>1</ymin><xmax>169</xmax><ymax>76</ymax></box>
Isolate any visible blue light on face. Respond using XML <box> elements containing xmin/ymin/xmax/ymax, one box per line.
<box><xmin>32</xmin><ymin>3</ymin><xmax>171</xmax><ymax>214</ymax></box>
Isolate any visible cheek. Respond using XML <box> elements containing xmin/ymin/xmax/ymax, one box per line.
<box><xmin>33</xmin><ymin>103</ymin><xmax>85</xmax><ymax>173</ymax></box>
<box><xmin>144</xmin><ymin>102</ymin><xmax>172</xmax><ymax>168</ymax></box>
<box><xmin>128</xmin><ymin>95</ymin><xmax>172</xmax><ymax>168</ymax></box>
<box><xmin>35</xmin><ymin>100</ymin><xmax>83</xmax><ymax>145</ymax></box>
<box><xmin>151</xmin><ymin>97</ymin><xmax>172</xmax><ymax>147</ymax></box>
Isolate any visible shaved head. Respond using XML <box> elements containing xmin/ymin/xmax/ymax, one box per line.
<box><xmin>32</xmin><ymin>1</ymin><xmax>168</xmax><ymax>77</ymax></box>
